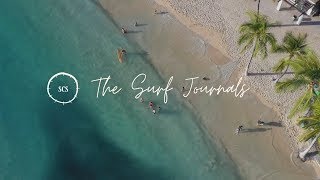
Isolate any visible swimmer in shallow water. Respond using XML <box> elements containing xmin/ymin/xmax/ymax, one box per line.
<box><xmin>149</xmin><ymin>101</ymin><xmax>154</xmax><ymax>108</ymax></box>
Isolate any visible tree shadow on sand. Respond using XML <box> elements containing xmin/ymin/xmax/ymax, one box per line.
<box><xmin>41</xmin><ymin>102</ymin><xmax>170</xmax><ymax>180</ymax></box>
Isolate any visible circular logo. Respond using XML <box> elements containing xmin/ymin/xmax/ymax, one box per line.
<box><xmin>47</xmin><ymin>72</ymin><xmax>79</xmax><ymax>105</ymax></box>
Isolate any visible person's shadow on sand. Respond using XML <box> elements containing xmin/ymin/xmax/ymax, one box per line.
<box><xmin>264</xmin><ymin>121</ymin><xmax>283</xmax><ymax>127</ymax></box>
<box><xmin>241</xmin><ymin>127</ymin><xmax>272</xmax><ymax>133</ymax></box>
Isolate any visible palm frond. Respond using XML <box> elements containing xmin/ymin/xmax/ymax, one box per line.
<box><xmin>238</xmin><ymin>11</ymin><xmax>276</xmax><ymax>60</ymax></box>
<box><xmin>288</xmin><ymin>88</ymin><xmax>314</xmax><ymax>118</ymax></box>
<box><xmin>275</xmin><ymin>77</ymin><xmax>309</xmax><ymax>92</ymax></box>
<box><xmin>299</xmin><ymin>129</ymin><xmax>320</xmax><ymax>142</ymax></box>
<box><xmin>272</xmin><ymin>57</ymin><xmax>289</xmax><ymax>73</ymax></box>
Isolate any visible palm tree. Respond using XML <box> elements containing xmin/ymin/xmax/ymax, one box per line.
<box><xmin>276</xmin><ymin>50</ymin><xmax>320</xmax><ymax>118</ymax></box>
<box><xmin>273</xmin><ymin>32</ymin><xmax>308</xmax><ymax>83</ymax></box>
<box><xmin>238</xmin><ymin>11</ymin><xmax>276</xmax><ymax>76</ymax></box>
<box><xmin>297</xmin><ymin>98</ymin><xmax>320</xmax><ymax>161</ymax></box>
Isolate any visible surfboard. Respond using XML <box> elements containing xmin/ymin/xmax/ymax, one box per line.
<box><xmin>117</xmin><ymin>49</ymin><xmax>123</xmax><ymax>63</ymax></box>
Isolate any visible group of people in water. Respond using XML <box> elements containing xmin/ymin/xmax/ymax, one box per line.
<box><xmin>140</xmin><ymin>98</ymin><xmax>161</xmax><ymax>115</ymax></box>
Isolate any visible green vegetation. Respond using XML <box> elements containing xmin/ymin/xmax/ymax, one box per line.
<box><xmin>238</xmin><ymin>11</ymin><xmax>276</xmax><ymax>76</ymax></box>
<box><xmin>275</xmin><ymin>51</ymin><xmax>320</xmax><ymax>118</ymax></box>
<box><xmin>238</xmin><ymin>9</ymin><xmax>320</xmax><ymax>161</ymax></box>
<box><xmin>297</xmin><ymin>98</ymin><xmax>320</xmax><ymax>160</ymax></box>
<box><xmin>273</xmin><ymin>32</ymin><xmax>308</xmax><ymax>82</ymax></box>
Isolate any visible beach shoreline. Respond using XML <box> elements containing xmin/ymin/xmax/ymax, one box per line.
<box><xmin>99</xmin><ymin>0</ymin><xmax>319</xmax><ymax>178</ymax></box>
<box><xmin>154</xmin><ymin>0</ymin><xmax>320</xmax><ymax>175</ymax></box>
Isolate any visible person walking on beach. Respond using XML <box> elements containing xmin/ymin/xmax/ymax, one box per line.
<box><xmin>257</xmin><ymin>119</ymin><xmax>265</xmax><ymax>126</ymax></box>
<box><xmin>235</xmin><ymin>125</ymin><xmax>243</xmax><ymax>135</ymax></box>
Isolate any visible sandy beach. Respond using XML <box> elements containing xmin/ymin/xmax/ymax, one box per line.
<box><xmin>99</xmin><ymin>0</ymin><xmax>319</xmax><ymax>179</ymax></box>
<box><xmin>154</xmin><ymin>0</ymin><xmax>320</xmax><ymax>149</ymax></box>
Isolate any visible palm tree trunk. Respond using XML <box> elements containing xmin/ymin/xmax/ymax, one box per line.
<box><xmin>275</xmin><ymin>65</ymin><xmax>290</xmax><ymax>83</ymax></box>
<box><xmin>246</xmin><ymin>44</ymin><xmax>256</xmax><ymax>76</ymax></box>
<box><xmin>275</xmin><ymin>56</ymin><xmax>293</xmax><ymax>83</ymax></box>
<box><xmin>299</xmin><ymin>133</ymin><xmax>320</xmax><ymax>161</ymax></box>
<box><xmin>257</xmin><ymin>0</ymin><xmax>261</xmax><ymax>14</ymax></box>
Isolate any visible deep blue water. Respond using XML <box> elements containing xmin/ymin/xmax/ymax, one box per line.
<box><xmin>0</xmin><ymin>0</ymin><xmax>240</xmax><ymax>179</ymax></box>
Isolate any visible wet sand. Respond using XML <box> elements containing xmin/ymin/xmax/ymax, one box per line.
<box><xmin>99</xmin><ymin>0</ymin><xmax>318</xmax><ymax>179</ymax></box>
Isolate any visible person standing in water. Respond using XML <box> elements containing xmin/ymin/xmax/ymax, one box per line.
<box><xmin>149</xmin><ymin>102</ymin><xmax>154</xmax><ymax>108</ymax></box>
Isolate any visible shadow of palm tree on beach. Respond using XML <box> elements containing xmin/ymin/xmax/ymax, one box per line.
<box><xmin>271</xmin><ymin>21</ymin><xmax>320</xmax><ymax>27</ymax></box>
<box><xmin>41</xmin><ymin>101</ymin><xmax>170</xmax><ymax>180</ymax></box>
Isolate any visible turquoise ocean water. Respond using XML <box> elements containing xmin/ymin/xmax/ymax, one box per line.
<box><xmin>0</xmin><ymin>0</ymin><xmax>241</xmax><ymax>179</ymax></box>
